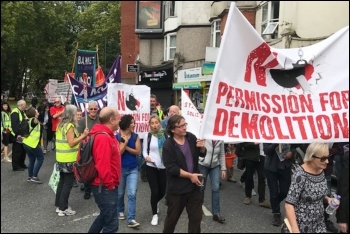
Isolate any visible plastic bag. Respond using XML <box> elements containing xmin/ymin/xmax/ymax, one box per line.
<box><xmin>48</xmin><ymin>163</ymin><xmax>60</xmax><ymax>193</ymax></box>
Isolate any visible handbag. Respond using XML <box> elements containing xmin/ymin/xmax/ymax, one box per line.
<box><xmin>48</xmin><ymin>163</ymin><xmax>60</xmax><ymax>193</ymax></box>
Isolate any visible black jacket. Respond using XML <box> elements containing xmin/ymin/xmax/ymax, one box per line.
<box><xmin>336</xmin><ymin>151</ymin><xmax>349</xmax><ymax>226</ymax></box>
<box><xmin>162</xmin><ymin>132</ymin><xmax>206</xmax><ymax>195</ymax></box>
<box><xmin>263</xmin><ymin>143</ymin><xmax>307</xmax><ymax>172</ymax></box>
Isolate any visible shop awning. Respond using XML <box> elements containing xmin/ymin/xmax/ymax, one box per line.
<box><xmin>172</xmin><ymin>82</ymin><xmax>202</xmax><ymax>90</ymax></box>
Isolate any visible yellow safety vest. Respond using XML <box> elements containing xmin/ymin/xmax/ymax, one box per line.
<box><xmin>23</xmin><ymin>118</ymin><xmax>41</xmax><ymax>148</ymax></box>
<box><xmin>9</xmin><ymin>108</ymin><xmax>27</xmax><ymax>136</ymax></box>
<box><xmin>56</xmin><ymin>123</ymin><xmax>79</xmax><ymax>163</ymax></box>
<box><xmin>1</xmin><ymin>111</ymin><xmax>10</xmax><ymax>132</ymax></box>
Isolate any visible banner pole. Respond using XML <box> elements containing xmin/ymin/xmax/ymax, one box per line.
<box><xmin>83</xmin><ymin>73</ymin><xmax>88</xmax><ymax>128</ymax></box>
<box><xmin>71</xmin><ymin>42</ymin><xmax>79</xmax><ymax>73</ymax></box>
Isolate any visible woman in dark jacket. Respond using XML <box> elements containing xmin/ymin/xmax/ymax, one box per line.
<box><xmin>162</xmin><ymin>114</ymin><xmax>206</xmax><ymax>233</ymax></box>
<box><xmin>37</xmin><ymin>100</ymin><xmax>53</xmax><ymax>154</ymax></box>
<box><xmin>336</xmin><ymin>145</ymin><xmax>349</xmax><ymax>233</ymax></box>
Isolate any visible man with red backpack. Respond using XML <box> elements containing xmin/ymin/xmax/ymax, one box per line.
<box><xmin>88</xmin><ymin>107</ymin><xmax>122</xmax><ymax>233</ymax></box>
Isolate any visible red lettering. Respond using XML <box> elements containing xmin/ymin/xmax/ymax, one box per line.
<box><xmin>285</xmin><ymin>117</ymin><xmax>296</xmax><ymax>139</ymax></box>
<box><xmin>271</xmin><ymin>95</ymin><xmax>282</xmax><ymax>114</ymax></box>
<box><xmin>341</xmin><ymin>90</ymin><xmax>349</xmax><ymax>109</ymax></box>
<box><xmin>319</xmin><ymin>93</ymin><xmax>328</xmax><ymax>111</ymax></box>
<box><xmin>227</xmin><ymin>111</ymin><xmax>240</xmax><ymax>138</ymax></box>
<box><xmin>331</xmin><ymin>113</ymin><xmax>349</xmax><ymax>138</ymax></box>
<box><xmin>272</xmin><ymin>117</ymin><xmax>289</xmax><ymax>139</ymax></box>
<box><xmin>292</xmin><ymin>116</ymin><xmax>308</xmax><ymax>139</ymax></box>
<box><xmin>241</xmin><ymin>112</ymin><xmax>260</xmax><ymax>139</ymax></box>
<box><xmin>234</xmin><ymin>88</ymin><xmax>244</xmax><ymax>108</ymax></box>
<box><xmin>117</xmin><ymin>91</ymin><xmax>125</xmax><ymax>111</ymax></box>
<box><xmin>316</xmin><ymin>115</ymin><xmax>332</xmax><ymax>140</ymax></box>
<box><xmin>213</xmin><ymin>109</ymin><xmax>228</xmax><ymax>136</ymax></box>
<box><xmin>259</xmin><ymin>115</ymin><xmax>274</xmax><ymax>140</ymax></box>
<box><xmin>216</xmin><ymin>82</ymin><xmax>228</xmax><ymax>104</ymax></box>
<box><xmin>329</xmin><ymin>91</ymin><xmax>342</xmax><ymax>110</ymax></box>
<box><xmin>307</xmin><ymin>116</ymin><xmax>318</xmax><ymax>139</ymax></box>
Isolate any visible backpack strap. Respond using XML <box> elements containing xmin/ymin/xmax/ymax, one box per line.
<box><xmin>91</xmin><ymin>131</ymin><xmax>109</xmax><ymax>193</ymax></box>
<box><xmin>147</xmin><ymin>132</ymin><xmax>152</xmax><ymax>155</ymax></box>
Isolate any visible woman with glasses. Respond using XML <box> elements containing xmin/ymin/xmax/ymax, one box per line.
<box><xmin>77</xmin><ymin>101</ymin><xmax>100</xmax><ymax>200</ymax></box>
<box><xmin>284</xmin><ymin>142</ymin><xmax>333</xmax><ymax>233</ymax></box>
<box><xmin>162</xmin><ymin>114</ymin><xmax>206</xmax><ymax>233</ymax></box>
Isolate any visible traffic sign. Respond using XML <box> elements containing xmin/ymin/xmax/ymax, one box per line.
<box><xmin>127</xmin><ymin>64</ymin><xmax>139</xmax><ymax>73</ymax></box>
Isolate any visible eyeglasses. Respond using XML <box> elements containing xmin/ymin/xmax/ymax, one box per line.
<box><xmin>175</xmin><ymin>123</ymin><xmax>188</xmax><ymax>129</ymax></box>
<box><xmin>312</xmin><ymin>155</ymin><xmax>330</xmax><ymax>162</ymax></box>
<box><xmin>89</xmin><ymin>108</ymin><xmax>98</xmax><ymax>111</ymax></box>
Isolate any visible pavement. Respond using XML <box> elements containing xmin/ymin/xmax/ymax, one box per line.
<box><xmin>1</xmin><ymin>146</ymin><xmax>339</xmax><ymax>233</ymax></box>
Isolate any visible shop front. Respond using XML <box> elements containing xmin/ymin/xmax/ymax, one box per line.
<box><xmin>174</xmin><ymin>67</ymin><xmax>212</xmax><ymax>109</ymax></box>
<box><xmin>137</xmin><ymin>62</ymin><xmax>173</xmax><ymax>109</ymax></box>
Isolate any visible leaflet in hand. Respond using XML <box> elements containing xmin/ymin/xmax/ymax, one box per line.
<box><xmin>275</xmin><ymin>144</ymin><xmax>290</xmax><ymax>161</ymax></box>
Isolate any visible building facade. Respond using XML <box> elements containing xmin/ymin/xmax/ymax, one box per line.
<box><xmin>120</xmin><ymin>1</ymin><xmax>349</xmax><ymax>109</ymax></box>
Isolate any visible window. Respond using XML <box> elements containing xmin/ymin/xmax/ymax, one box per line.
<box><xmin>261</xmin><ymin>1</ymin><xmax>280</xmax><ymax>39</ymax></box>
<box><xmin>164</xmin><ymin>34</ymin><xmax>176</xmax><ymax>61</ymax></box>
<box><xmin>211</xmin><ymin>19</ymin><xmax>221</xmax><ymax>47</ymax></box>
<box><xmin>165</xmin><ymin>1</ymin><xmax>176</xmax><ymax>19</ymax></box>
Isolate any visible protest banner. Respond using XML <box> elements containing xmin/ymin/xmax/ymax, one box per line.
<box><xmin>200</xmin><ymin>2</ymin><xmax>349</xmax><ymax>143</ymax></box>
<box><xmin>181</xmin><ymin>89</ymin><xmax>203</xmax><ymax>138</ymax></box>
<box><xmin>107</xmin><ymin>83</ymin><xmax>150</xmax><ymax>138</ymax></box>
<box><xmin>46</xmin><ymin>79</ymin><xmax>72</xmax><ymax>104</ymax></box>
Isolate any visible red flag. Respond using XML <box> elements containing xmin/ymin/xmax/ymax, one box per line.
<box><xmin>95</xmin><ymin>65</ymin><xmax>106</xmax><ymax>86</ymax></box>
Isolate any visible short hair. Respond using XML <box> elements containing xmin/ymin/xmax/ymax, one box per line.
<box><xmin>150</xmin><ymin>94</ymin><xmax>157</xmax><ymax>100</ymax></box>
<box><xmin>166</xmin><ymin>114</ymin><xmax>185</xmax><ymax>137</ymax></box>
<box><xmin>26</xmin><ymin>106</ymin><xmax>37</xmax><ymax>118</ymax></box>
<box><xmin>88</xmin><ymin>100</ymin><xmax>98</xmax><ymax>108</ymax></box>
<box><xmin>77</xmin><ymin>107</ymin><xmax>82</xmax><ymax>113</ymax></box>
<box><xmin>99</xmin><ymin>108</ymin><xmax>116</xmax><ymax>124</ymax></box>
<box><xmin>119</xmin><ymin>114</ymin><xmax>134</xmax><ymax>131</ymax></box>
<box><xmin>17</xmin><ymin>99</ymin><xmax>26</xmax><ymax>107</ymax></box>
<box><xmin>304</xmin><ymin>142</ymin><xmax>329</xmax><ymax>162</ymax></box>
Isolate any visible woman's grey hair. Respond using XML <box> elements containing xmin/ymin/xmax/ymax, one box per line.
<box><xmin>304</xmin><ymin>142</ymin><xmax>329</xmax><ymax>162</ymax></box>
<box><xmin>57</xmin><ymin>104</ymin><xmax>77</xmax><ymax>129</ymax></box>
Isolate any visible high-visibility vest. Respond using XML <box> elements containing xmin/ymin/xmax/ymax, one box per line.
<box><xmin>23</xmin><ymin>118</ymin><xmax>41</xmax><ymax>148</ymax></box>
<box><xmin>1</xmin><ymin>111</ymin><xmax>10</xmax><ymax>132</ymax></box>
<box><xmin>56</xmin><ymin>123</ymin><xmax>79</xmax><ymax>163</ymax></box>
<box><xmin>158</xmin><ymin>109</ymin><xmax>164</xmax><ymax>120</ymax></box>
<box><xmin>9</xmin><ymin>108</ymin><xmax>27</xmax><ymax>136</ymax></box>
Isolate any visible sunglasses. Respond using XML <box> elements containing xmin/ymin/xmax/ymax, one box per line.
<box><xmin>312</xmin><ymin>155</ymin><xmax>330</xmax><ymax>162</ymax></box>
<box><xmin>175</xmin><ymin>123</ymin><xmax>188</xmax><ymax>129</ymax></box>
<box><xmin>89</xmin><ymin>108</ymin><xmax>98</xmax><ymax>111</ymax></box>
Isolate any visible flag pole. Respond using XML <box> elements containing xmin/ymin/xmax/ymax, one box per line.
<box><xmin>83</xmin><ymin>73</ymin><xmax>88</xmax><ymax>128</ymax></box>
<box><xmin>65</xmin><ymin>73</ymin><xmax>71</xmax><ymax>103</ymax></box>
<box><xmin>71</xmin><ymin>42</ymin><xmax>79</xmax><ymax>73</ymax></box>
<box><xmin>96</xmin><ymin>45</ymin><xmax>100</xmax><ymax>67</ymax></box>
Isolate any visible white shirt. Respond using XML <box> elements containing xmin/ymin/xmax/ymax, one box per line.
<box><xmin>142</xmin><ymin>134</ymin><xmax>166</xmax><ymax>169</ymax></box>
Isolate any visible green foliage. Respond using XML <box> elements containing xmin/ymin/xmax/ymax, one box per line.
<box><xmin>1</xmin><ymin>1</ymin><xmax>121</xmax><ymax>98</ymax></box>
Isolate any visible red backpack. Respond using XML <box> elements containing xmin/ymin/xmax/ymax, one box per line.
<box><xmin>73</xmin><ymin>132</ymin><xmax>108</xmax><ymax>184</ymax></box>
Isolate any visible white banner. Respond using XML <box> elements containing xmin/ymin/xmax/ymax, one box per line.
<box><xmin>107</xmin><ymin>83</ymin><xmax>151</xmax><ymax>138</ymax></box>
<box><xmin>46</xmin><ymin>80</ymin><xmax>71</xmax><ymax>104</ymax></box>
<box><xmin>200</xmin><ymin>2</ymin><xmax>349</xmax><ymax>143</ymax></box>
<box><xmin>181</xmin><ymin>89</ymin><xmax>203</xmax><ymax>138</ymax></box>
